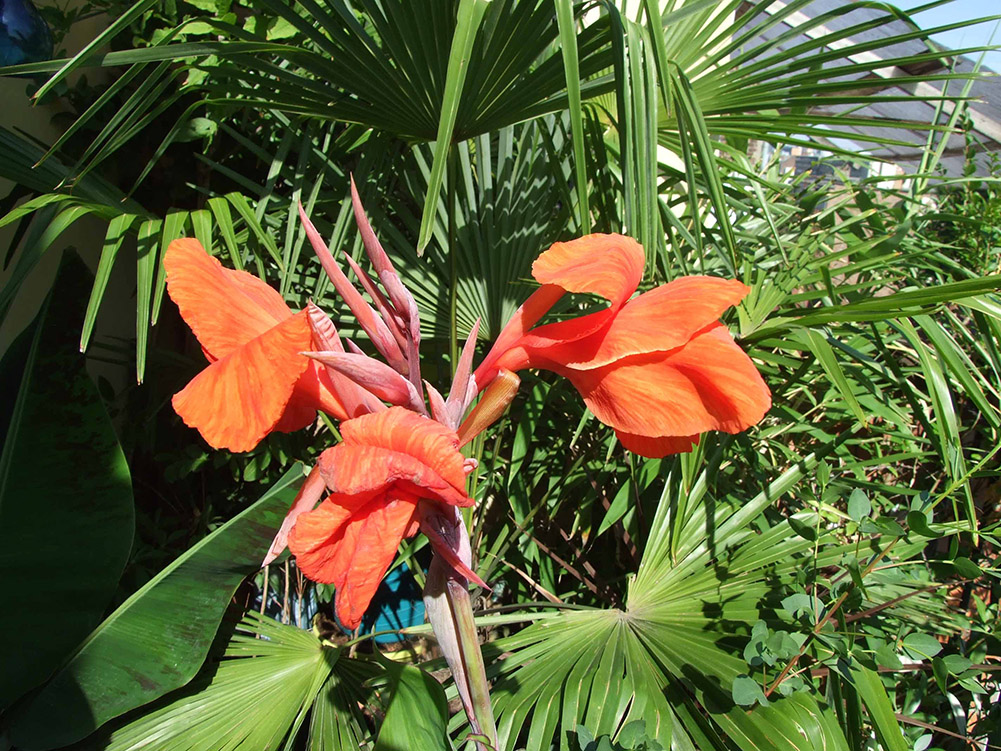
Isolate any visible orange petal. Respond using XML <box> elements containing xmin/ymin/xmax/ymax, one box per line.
<box><xmin>568</xmin><ymin>325</ymin><xmax>771</xmax><ymax>439</ymax></box>
<box><xmin>172</xmin><ymin>312</ymin><xmax>312</xmax><ymax>452</ymax></box>
<box><xmin>561</xmin><ymin>276</ymin><xmax>749</xmax><ymax>369</ymax></box>
<box><xmin>532</xmin><ymin>234</ymin><xmax>644</xmax><ymax>307</ymax></box>
<box><xmin>165</xmin><ymin>238</ymin><xmax>292</xmax><ymax>359</ymax></box>
<box><xmin>263</xmin><ymin>465</ymin><xmax>328</xmax><ymax>566</ymax></box>
<box><xmin>288</xmin><ymin>491</ymin><xmax>419</xmax><ymax>629</ymax></box>
<box><xmin>473</xmin><ymin>284</ymin><xmax>564</xmax><ymax>385</ymax></box>
<box><xmin>404</xmin><ymin>517</ymin><xmax>421</xmax><ymax>538</ymax></box>
<box><xmin>274</xmin><ymin>362</ymin><xmax>351</xmax><ymax>435</ymax></box>
<box><xmin>339</xmin><ymin>407</ymin><xmax>468</xmax><ymax>492</ymax></box>
<box><xmin>285</xmin><ymin>490</ymin><xmax>381</xmax><ymax>562</ymax></box>
<box><xmin>615</xmin><ymin>431</ymin><xmax>700</xmax><ymax>458</ymax></box>
<box><xmin>318</xmin><ymin>444</ymin><xmax>472</xmax><ymax>508</ymax></box>
<box><xmin>492</xmin><ymin>308</ymin><xmax>615</xmax><ymax>373</ymax></box>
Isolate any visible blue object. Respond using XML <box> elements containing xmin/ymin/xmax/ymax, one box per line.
<box><xmin>361</xmin><ymin>563</ymin><xmax>426</xmax><ymax>644</ymax></box>
<box><xmin>1</xmin><ymin>0</ymin><xmax>53</xmax><ymax>66</ymax></box>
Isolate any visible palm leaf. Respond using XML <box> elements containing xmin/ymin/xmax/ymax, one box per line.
<box><xmin>96</xmin><ymin>613</ymin><xmax>353</xmax><ymax>751</ymax></box>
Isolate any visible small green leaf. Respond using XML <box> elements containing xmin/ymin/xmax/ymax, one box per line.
<box><xmin>781</xmin><ymin>593</ymin><xmax>813</xmax><ymax>617</ymax></box>
<box><xmin>931</xmin><ymin>657</ymin><xmax>949</xmax><ymax>692</ymax></box>
<box><xmin>731</xmin><ymin>675</ymin><xmax>767</xmax><ymax>707</ymax></box>
<box><xmin>775</xmin><ymin>675</ymin><xmax>805</xmax><ymax>697</ymax></box>
<box><xmin>942</xmin><ymin>654</ymin><xmax>972</xmax><ymax>674</ymax></box>
<box><xmin>957</xmin><ymin>675</ymin><xmax>988</xmax><ymax>694</ymax></box>
<box><xmin>176</xmin><ymin>116</ymin><xmax>218</xmax><ymax>142</ymax></box>
<box><xmin>902</xmin><ymin>633</ymin><xmax>942</xmax><ymax>660</ymax></box>
<box><xmin>953</xmin><ymin>557</ymin><xmax>983</xmax><ymax>579</ymax></box>
<box><xmin>858</xmin><ymin>519</ymin><xmax>880</xmax><ymax>535</ymax></box>
<box><xmin>905</xmin><ymin>510</ymin><xmax>936</xmax><ymax>537</ymax></box>
<box><xmin>615</xmin><ymin>720</ymin><xmax>647</xmax><ymax>748</ymax></box>
<box><xmin>266</xmin><ymin>17</ymin><xmax>298</xmax><ymax>40</ymax></box>
<box><xmin>874</xmin><ymin>645</ymin><xmax>902</xmax><ymax>670</ymax></box>
<box><xmin>876</xmin><ymin>518</ymin><xmax>905</xmax><ymax>536</ymax></box>
<box><xmin>847</xmin><ymin>489</ymin><xmax>871</xmax><ymax>522</ymax></box>
<box><xmin>816</xmin><ymin>460</ymin><xmax>830</xmax><ymax>488</ymax></box>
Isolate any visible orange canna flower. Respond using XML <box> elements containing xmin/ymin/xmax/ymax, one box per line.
<box><xmin>266</xmin><ymin>407</ymin><xmax>480</xmax><ymax>629</ymax></box>
<box><xmin>474</xmin><ymin>234</ymin><xmax>771</xmax><ymax>458</ymax></box>
<box><xmin>165</xmin><ymin>238</ymin><xmax>351</xmax><ymax>452</ymax></box>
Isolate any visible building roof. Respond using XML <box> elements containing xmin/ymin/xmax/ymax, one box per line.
<box><xmin>741</xmin><ymin>0</ymin><xmax>1001</xmax><ymax>177</ymax></box>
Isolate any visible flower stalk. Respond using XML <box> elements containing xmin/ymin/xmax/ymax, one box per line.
<box><xmin>447</xmin><ymin>578</ymin><xmax>497</xmax><ymax>750</ymax></box>
<box><xmin>422</xmin><ymin>508</ymin><xmax>497</xmax><ymax>751</ymax></box>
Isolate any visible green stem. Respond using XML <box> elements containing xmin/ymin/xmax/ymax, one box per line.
<box><xmin>446</xmin><ymin>579</ymin><xmax>497</xmax><ymax>750</ymax></box>
<box><xmin>447</xmin><ymin>144</ymin><xmax>459</xmax><ymax>372</ymax></box>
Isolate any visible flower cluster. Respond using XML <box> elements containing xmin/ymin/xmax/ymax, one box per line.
<box><xmin>164</xmin><ymin>186</ymin><xmax>771</xmax><ymax>630</ymax></box>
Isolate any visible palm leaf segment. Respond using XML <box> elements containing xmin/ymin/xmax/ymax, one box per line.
<box><xmin>483</xmin><ymin>452</ymin><xmax>889</xmax><ymax>751</ymax></box>
<box><xmin>96</xmin><ymin>613</ymin><xmax>377</xmax><ymax>751</ymax></box>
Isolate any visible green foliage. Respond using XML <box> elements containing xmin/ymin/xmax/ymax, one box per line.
<box><xmin>7</xmin><ymin>467</ymin><xmax>303</xmax><ymax>749</ymax></box>
<box><xmin>93</xmin><ymin>612</ymin><xmax>377</xmax><ymax>751</ymax></box>
<box><xmin>373</xmin><ymin>660</ymin><xmax>450</xmax><ymax>751</ymax></box>
<box><xmin>925</xmin><ymin>134</ymin><xmax>1001</xmax><ymax>272</ymax></box>
<box><xmin>575</xmin><ymin>720</ymin><xmax>664</xmax><ymax>751</ymax></box>
<box><xmin>0</xmin><ymin>254</ymin><xmax>133</xmax><ymax>710</ymax></box>
<box><xmin>2</xmin><ymin>1</ymin><xmax>1001</xmax><ymax>750</ymax></box>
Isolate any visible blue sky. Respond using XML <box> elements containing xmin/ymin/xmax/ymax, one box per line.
<box><xmin>892</xmin><ymin>0</ymin><xmax>1001</xmax><ymax>72</ymax></box>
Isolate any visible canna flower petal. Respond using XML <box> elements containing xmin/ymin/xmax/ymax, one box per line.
<box><xmin>490</xmin><ymin>309</ymin><xmax>611</xmax><ymax>374</ymax></box>
<box><xmin>614</xmin><ymin>431</ymin><xmax>700</xmax><ymax>457</ymax></box>
<box><xmin>565</xmin><ymin>325</ymin><xmax>771</xmax><ymax>444</ymax></box>
<box><xmin>164</xmin><ymin>238</ymin><xmax>292</xmax><ymax>359</ymax></box>
<box><xmin>339</xmin><ymin>407</ymin><xmax>469</xmax><ymax>492</ymax></box>
<box><xmin>318</xmin><ymin>444</ymin><xmax>472</xmax><ymax>508</ymax></box>
<box><xmin>474</xmin><ymin>234</ymin><xmax>644</xmax><ymax>384</ymax></box>
<box><xmin>172</xmin><ymin>312</ymin><xmax>312</xmax><ymax>452</ymax></box>
<box><xmin>473</xmin><ymin>284</ymin><xmax>564</xmax><ymax>386</ymax></box>
<box><xmin>305</xmin><ymin>302</ymin><xmax>385</xmax><ymax>417</ymax></box>
<box><xmin>274</xmin><ymin>362</ymin><xmax>351</xmax><ymax>432</ymax></box>
<box><xmin>166</xmin><ymin>239</ymin><xmax>368</xmax><ymax>450</ymax></box>
<box><xmin>263</xmin><ymin>465</ymin><xmax>327</xmax><ymax>566</ymax></box>
<box><xmin>318</xmin><ymin>408</ymin><xmax>471</xmax><ymax>507</ymax></box>
<box><xmin>520</xmin><ymin>276</ymin><xmax>750</xmax><ymax>371</ymax></box>
<box><xmin>532</xmin><ymin>234</ymin><xmax>644</xmax><ymax>307</ymax></box>
<box><xmin>288</xmin><ymin>490</ymin><xmax>420</xmax><ymax>629</ymax></box>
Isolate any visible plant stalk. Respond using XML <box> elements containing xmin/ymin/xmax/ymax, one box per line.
<box><xmin>446</xmin><ymin>578</ymin><xmax>497</xmax><ymax>750</ymax></box>
<box><xmin>447</xmin><ymin>144</ymin><xmax>459</xmax><ymax>372</ymax></box>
